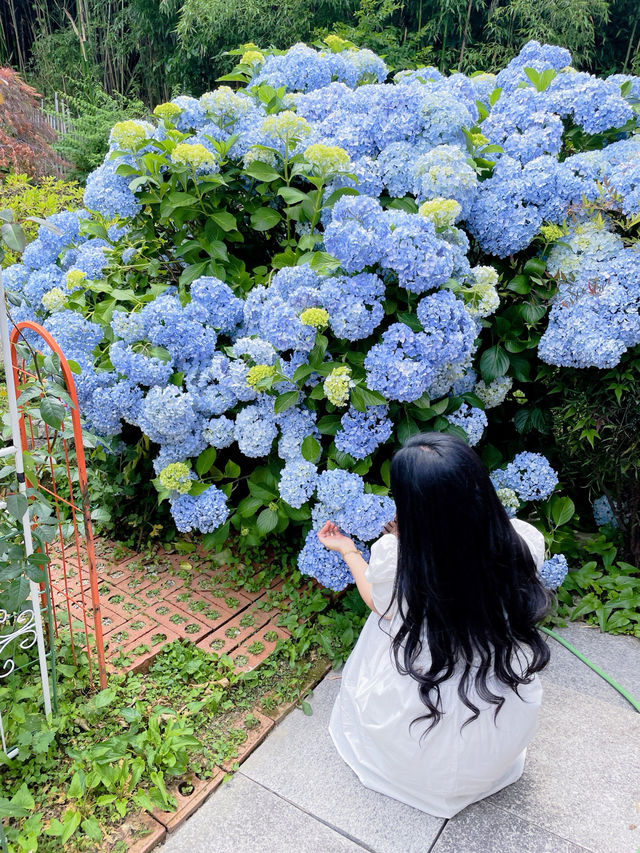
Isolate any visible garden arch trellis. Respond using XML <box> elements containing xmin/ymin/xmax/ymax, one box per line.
<box><xmin>0</xmin><ymin>275</ymin><xmax>107</xmax><ymax>765</ymax></box>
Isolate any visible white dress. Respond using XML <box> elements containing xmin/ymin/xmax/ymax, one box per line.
<box><xmin>329</xmin><ymin>518</ymin><xmax>546</xmax><ymax>819</ymax></box>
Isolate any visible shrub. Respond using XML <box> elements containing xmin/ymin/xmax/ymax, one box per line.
<box><xmin>0</xmin><ymin>174</ymin><xmax>83</xmax><ymax>266</ymax></box>
<box><xmin>53</xmin><ymin>89</ymin><xmax>145</xmax><ymax>182</ymax></box>
<box><xmin>0</xmin><ymin>68</ymin><xmax>66</xmax><ymax>178</ymax></box>
<box><xmin>6</xmin><ymin>40</ymin><xmax>640</xmax><ymax>586</ymax></box>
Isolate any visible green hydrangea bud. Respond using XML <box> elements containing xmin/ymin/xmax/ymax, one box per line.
<box><xmin>300</xmin><ymin>307</ymin><xmax>329</xmax><ymax>328</ymax></box>
<box><xmin>323</xmin><ymin>365</ymin><xmax>353</xmax><ymax>407</ymax></box>
<box><xmin>418</xmin><ymin>198</ymin><xmax>462</xmax><ymax>228</ymax></box>
<box><xmin>41</xmin><ymin>287</ymin><xmax>67</xmax><ymax>313</ymax></box>
<box><xmin>111</xmin><ymin>120</ymin><xmax>148</xmax><ymax>150</ymax></box>
<box><xmin>303</xmin><ymin>143</ymin><xmax>350</xmax><ymax>176</ymax></box>
<box><xmin>246</xmin><ymin>364</ymin><xmax>276</xmax><ymax>387</ymax></box>
<box><xmin>159</xmin><ymin>462</ymin><xmax>192</xmax><ymax>494</ymax></box>
<box><xmin>153</xmin><ymin>102</ymin><xmax>183</xmax><ymax>122</ymax></box>
<box><xmin>65</xmin><ymin>269</ymin><xmax>87</xmax><ymax>290</ymax></box>
<box><xmin>171</xmin><ymin>143</ymin><xmax>217</xmax><ymax>171</ymax></box>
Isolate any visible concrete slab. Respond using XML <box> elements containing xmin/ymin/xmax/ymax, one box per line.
<box><xmin>158</xmin><ymin>773</ymin><xmax>367</xmax><ymax>853</ymax></box>
<box><xmin>240</xmin><ymin>674</ymin><xmax>445</xmax><ymax>853</ymax></box>
<box><xmin>433</xmin><ymin>801</ymin><xmax>590</xmax><ymax>852</ymax></box>
<box><xmin>542</xmin><ymin>624</ymin><xmax>640</xmax><ymax>711</ymax></box>
<box><xmin>488</xmin><ymin>682</ymin><xmax>640</xmax><ymax>853</ymax></box>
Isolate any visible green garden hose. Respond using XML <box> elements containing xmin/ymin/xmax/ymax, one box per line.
<box><xmin>541</xmin><ymin>626</ymin><xmax>640</xmax><ymax>714</ymax></box>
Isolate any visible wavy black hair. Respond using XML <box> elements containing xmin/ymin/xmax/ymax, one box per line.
<box><xmin>388</xmin><ymin>432</ymin><xmax>551</xmax><ymax>733</ymax></box>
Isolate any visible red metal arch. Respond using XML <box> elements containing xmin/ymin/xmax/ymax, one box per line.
<box><xmin>10</xmin><ymin>321</ymin><xmax>107</xmax><ymax>689</ymax></box>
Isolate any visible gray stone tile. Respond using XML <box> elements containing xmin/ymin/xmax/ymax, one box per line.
<box><xmin>433</xmin><ymin>801</ymin><xmax>590</xmax><ymax>853</ymax></box>
<box><xmin>240</xmin><ymin>673</ymin><xmax>445</xmax><ymax>853</ymax></box>
<box><xmin>488</xmin><ymin>682</ymin><xmax>640</xmax><ymax>853</ymax></box>
<box><xmin>542</xmin><ymin>623</ymin><xmax>640</xmax><ymax>711</ymax></box>
<box><xmin>159</xmin><ymin>773</ymin><xmax>367</xmax><ymax>853</ymax></box>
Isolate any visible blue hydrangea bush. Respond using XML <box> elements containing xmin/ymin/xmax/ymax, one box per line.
<box><xmin>6</xmin><ymin>39</ymin><xmax>640</xmax><ymax>590</ymax></box>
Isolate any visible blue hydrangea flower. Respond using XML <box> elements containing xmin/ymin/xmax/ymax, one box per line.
<box><xmin>278</xmin><ymin>458</ymin><xmax>319</xmax><ymax>508</ymax></box>
<box><xmin>592</xmin><ymin>495</ymin><xmax>618</xmax><ymax>528</ymax></box>
<box><xmin>297</xmin><ymin>529</ymin><xmax>352</xmax><ymax>591</ymax></box>
<box><xmin>319</xmin><ymin>273</ymin><xmax>385</xmax><ymax>341</ymax></box>
<box><xmin>202</xmin><ymin>415</ymin><xmax>235</xmax><ymax>448</ymax></box>
<box><xmin>84</xmin><ymin>160</ymin><xmax>141</xmax><ymax>219</ymax></box>
<box><xmin>233</xmin><ymin>399</ymin><xmax>278</xmax><ymax>457</ymax></box>
<box><xmin>137</xmin><ymin>385</ymin><xmax>200</xmax><ymax>445</ymax></box>
<box><xmin>190</xmin><ymin>276</ymin><xmax>244</xmax><ymax>335</ymax></box>
<box><xmin>335</xmin><ymin>405</ymin><xmax>392</xmax><ymax>459</ymax></box>
<box><xmin>539</xmin><ymin>554</ymin><xmax>568</xmax><ymax>590</ymax></box>
<box><xmin>170</xmin><ymin>485</ymin><xmax>229</xmax><ymax>533</ymax></box>
<box><xmin>446</xmin><ymin>402</ymin><xmax>487</xmax><ymax>446</ymax></box>
<box><xmin>323</xmin><ymin>195</ymin><xmax>388</xmax><ymax>273</ymax></box>
<box><xmin>491</xmin><ymin>452</ymin><xmax>559</xmax><ymax>502</ymax></box>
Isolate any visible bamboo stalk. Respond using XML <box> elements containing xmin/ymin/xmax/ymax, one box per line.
<box><xmin>458</xmin><ymin>0</ymin><xmax>474</xmax><ymax>69</ymax></box>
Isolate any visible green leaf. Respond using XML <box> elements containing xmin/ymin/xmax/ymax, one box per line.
<box><xmin>93</xmin><ymin>688</ymin><xmax>117</xmax><ymax>709</ymax></box>
<box><xmin>274</xmin><ymin>391</ymin><xmax>299</xmax><ymax>414</ymax></box>
<box><xmin>550</xmin><ymin>496</ymin><xmax>575</xmax><ymax>527</ymax></box>
<box><xmin>8</xmin><ymin>784</ymin><xmax>34</xmax><ymax>816</ymax></box>
<box><xmin>1</xmin><ymin>221</ymin><xmax>27</xmax><ymax>253</ymax></box>
<box><xmin>300</xmin><ymin>700</ymin><xmax>313</xmax><ymax>716</ymax></box>
<box><xmin>238</xmin><ymin>495</ymin><xmax>264</xmax><ymax>518</ymax></box>
<box><xmin>317</xmin><ymin>415</ymin><xmax>342</xmax><ymax>435</ymax></box>
<box><xmin>479</xmin><ymin>346</ymin><xmax>510</xmax><ymax>382</ymax></box>
<box><xmin>354</xmin><ymin>386</ymin><xmax>386</xmax><ymax>407</ymax></box>
<box><xmin>397</xmin><ymin>311</ymin><xmax>424</xmax><ymax>332</ymax></box>
<box><xmin>148</xmin><ymin>345</ymin><xmax>171</xmax><ymax>363</ymax></box>
<box><xmin>307</xmin><ymin>251</ymin><xmax>341</xmax><ymax>273</ymax></box>
<box><xmin>5</xmin><ymin>493</ymin><xmax>28</xmax><ymax>521</ymax></box>
<box><xmin>523</xmin><ymin>258</ymin><xmax>546</xmax><ymax>276</ymax></box>
<box><xmin>209</xmin><ymin>210</ymin><xmax>237</xmax><ymax>231</ymax></box>
<box><xmin>301</xmin><ymin>435</ymin><xmax>321</xmax><ymax>463</ymax></box>
<box><xmin>278</xmin><ymin>187</ymin><xmax>308</xmax><ymax>204</ymax></box>
<box><xmin>256</xmin><ymin>508</ymin><xmax>278</xmax><ymax>534</ymax></box>
<box><xmin>196</xmin><ymin>447</ymin><xmax>217</xmax><ymax>476</ymax></box>
<box><xmin>251</xmin><ymin>207</ymin><xmax>282</xmax><ymax>230</ymax></box>
<box><xmin>507</xmin><ymin>275</ymin><xmax>531</xmax><ymax>295</ymax></box>
<box><xmin>397</xmin><ymin>417</ymin><xmax>419</xmax><ymax>444</ymax></box>
<box><xmin>67</xmin><ymin>771</ymin><xmax>85</xmax><ymax>799</ymax></box>
<box><xmin>60</xmin><ymin>809</ymin><xmax>82</xmax><ymax>844</ymax></box>
<box><xmin>40</xmin><ymin>395</ymin><xmax>66</xmax><ymax>429</ymax></box>
<box><xmin>81</xmin><ymin>817</ymin><xmax>103</xmax><ymax>842</ymax></box>
<box><xmin>521</xmin><ymin>303</ymin><xmax>546</xmax><ymax>325</ymax></box>
<box><xmin>244</xmin><ymin>162</ymin><xmax>281</xmax><ymax>182</ymax></box>
<box><xmin>224</xmin><ymin>460</ymin><xmax>241</xmax><ymax>478</ymax></box>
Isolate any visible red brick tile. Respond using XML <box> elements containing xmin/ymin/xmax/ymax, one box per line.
<box><xmin>221</xmin><ymin>712</ymin><xmax>274</xmax><ymax>771</ymax></box>
<box><xmin>116</xmin><ymin>812</ymin><xmax>165</xmax><ymax>853</ymax></box>
<box><xmin>195</xmin><ymin>604</ymin><xmax>272</xmax><ymax>657</ymax></box>
<box><xmin>113</xmin><ymin>625</ymin><xmax>181</xmax><ymax>673</ymax></box>
<box><xmin>230</xmin><ymin>622</ymin><xmax>291</xmax><ymax>674</ymax></box>
<box><xmin>152</xmin><ymin>770</ymin><xmax>224</xmax><ymax>832</ymax></box>
<box><xmin>141</xmin><ymin>601</ymin><xmax>211</xmax><ymax>642</ymax></box>
<box><xmin>103</xmin><ymin>614</ymin><xmax>159</xmax><ymax>656</ymax></box>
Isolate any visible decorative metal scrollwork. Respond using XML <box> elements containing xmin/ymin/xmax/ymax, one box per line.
<box><xmin>0</xmin><ymin>609</ymin><xmax>37</xmax><ymax>678</ymax></box>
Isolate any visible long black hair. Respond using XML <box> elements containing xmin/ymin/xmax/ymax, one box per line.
<box><xmin>388</xmin><ymin>432</ymin><xmax>551</xmax><ymax>732</ymax></box>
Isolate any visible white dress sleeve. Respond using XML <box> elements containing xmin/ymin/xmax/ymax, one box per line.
<box><xmin>364</xmin><ymin>533</ymin><xmax>398</xmax><ymax>615</ymax></box>
<box><xmin>510</xmin><ymin>518</ymin><xmax>545</xmax><ymax>570</ymax></box>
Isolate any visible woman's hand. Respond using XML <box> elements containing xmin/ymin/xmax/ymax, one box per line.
<box><xmin>317</xmin><ymin>522</ymin><xmax>356</xmax><ymax>556</ymax></box>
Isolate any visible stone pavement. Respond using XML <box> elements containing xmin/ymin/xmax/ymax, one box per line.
<box><xmin>160</xmin><ymin>624</ymin><xmax>640</xmax><ymax>853</ymax></box>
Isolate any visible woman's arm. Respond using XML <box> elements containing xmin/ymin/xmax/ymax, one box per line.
<box><xmin>316</xmin><ymin>522</ymin><xmax>377</xmax><ymax>612</ymax></box>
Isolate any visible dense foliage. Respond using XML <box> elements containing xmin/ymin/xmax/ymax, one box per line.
<box><xmin>5</xmin><ymin>39</ymin><xmax>640</xmax><ymax>588</ymax></box>
<box><xmin>0</xmin><ymin>174</ymin><xmax>83</xmax><ymax>266</ymax></box>
<box><xmin>2</xmin><ymin>0</ymin><xmax>640</xmax><ymax>107</ymax></box>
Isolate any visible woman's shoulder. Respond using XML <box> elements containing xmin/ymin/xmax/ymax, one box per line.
<box><xmin>510</xmin><ymin>518</ymin><xmax>545</xmax><ymax>569</ymax></box>
<box><xmin>365</xmin><ymin>533</ymin><xmax>398</xmax><ymax>581</ymax></box>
